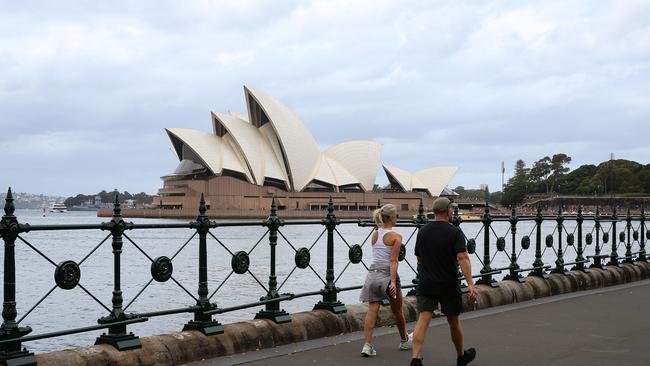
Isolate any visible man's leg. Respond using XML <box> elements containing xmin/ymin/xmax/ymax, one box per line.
<box><xmin>411</xmin><ymin>310</ymin><xmax>433</xmax><ymax>359</ymax></box>
<box><xmin>363</xmin><ymin>302</ymin><xmax>381</xmax><ymax>344</ymax></box>
<box><xmin>446</xmin><ymin>314</ymin><xmax>464</xmax><ymax>356</ymax></box>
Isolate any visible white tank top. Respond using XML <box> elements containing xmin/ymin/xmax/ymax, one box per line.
<box><xmin>372</xmin><ymin>227</ymin><xmax>394</xmax><ymax>268</ymax></box>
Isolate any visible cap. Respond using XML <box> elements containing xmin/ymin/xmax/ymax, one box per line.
<box><xmin>432</xmin><ymin>197</ymin><xmax>457</xmax><ymax>213</ymax></box>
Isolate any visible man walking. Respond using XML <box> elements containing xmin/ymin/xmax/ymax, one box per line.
<box><xmin>410</xmin><ymin>197</ymin><xmax>478</xmax><ymax>366</ymax></box>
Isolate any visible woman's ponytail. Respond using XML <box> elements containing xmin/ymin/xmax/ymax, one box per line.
<box><xmin>373</xmin><ymin>207</ymin><xmax>384</xmax><ymax>227</ymax></box>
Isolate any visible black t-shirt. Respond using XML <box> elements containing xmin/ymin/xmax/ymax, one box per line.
<box><xmin>414</xmin><ymin>220</ymin><xmax>467</xmax><ymax>296</ymax></box>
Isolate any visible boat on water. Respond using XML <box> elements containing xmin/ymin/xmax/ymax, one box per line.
<box><xmin>413</xmin><ymin>211</ymin><xmax>483</xmax><ymax>221</ymax></box>
<box><xmin>49</xmin><ymin>203</ymin><xmax>68</xmax><ymax>213</ymax></box>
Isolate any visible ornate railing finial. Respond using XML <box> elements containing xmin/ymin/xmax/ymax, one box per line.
<box><xmin>327</xmin><ymin>195</ymin><xmax>334</xmax><ymax>216</ymax></box>
<box><xmin>112</xmin><ymin>190</ymin><xmax>121</xmax><ymax>220</ymax></box>
<box><xmin>4</xmin><ymin>187</ymin><xmax>15</xmax><ymax>217</ymax></box>
<box><xmin>199</xmin><ymin>192</ymin><xmax>207</xmax><ymax>217</ymax></box>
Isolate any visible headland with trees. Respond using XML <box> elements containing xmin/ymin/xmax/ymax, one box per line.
<box><xmin>500</xmin><ymin>154</ymin><xmax>650</xmax><ymax>210</ymax></box>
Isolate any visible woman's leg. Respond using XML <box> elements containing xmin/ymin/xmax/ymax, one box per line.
<box><xmin>389</xmin><ymin>291</ymin><xmax>407</xmax><ymax>340</ymax></box>
<box><xmin>364</xmin><ymin>301</ymin><xmax>381</xmax><ymax>344</ymax></box>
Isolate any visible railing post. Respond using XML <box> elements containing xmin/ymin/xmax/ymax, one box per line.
<box><xmin>96</xmin><ymin>192</ymin><xmax>141</xmax><ymax>350</ymax></box>
<box><xmin>451</xmin><ymin>205</ymin><xmax>469</xmax><ymax>293</ymax></box>
<box><xmin>572</xmin><ymin>206</ymin><xmax>588</xmax><ymax>272</ymax></box>
<box><xmin>314</xmin><ymin>196</ymin><xmax>346</xmax><ymax>313</ymax></box>
<box><xmin>590</xmin><ymin>206</ymin><xmax>604</xmax><ymax>270</ymax></box>
<box><xmin>638</xmin><ymin>206</ymin><xmax>646</xmax><ymax>262</ymax></box>
<box><xmin>623</xmin><ymin>208</ymin><xmax>633</xmax><ymax>264</ymax></box>
<box><xmin>184</xmin><ymin>193</ymin><xmax>224</xmax><ymax>333</ymax></box>
<box><xmin>552</xmin><ymin>205</ymin><xmax>570</xmax><ymax>276</ymax></box>
<box><xmin>529</xmin><ymin>206</ymin><xmax>549</xmax><ymax>278</ymax></box>
<box><xmin>505</xmin><ymin>207</ymin><xmax>524</xmax><ymax>282</ymax></box>
<box><xmin>607</xmin><ymin>207</ymin><xmax>620</xmax><ymax>267</ymax></box>
<box><xmin>408</xmin><ymin>199</ymin><xmax>427</xmax><ymax>296</ymax></box>
<box><xmin>255</xmin><ymin>197</ymin><xmax>291</xmax><ymax>323</ymax></box>
<box><xmin>0</xmin><ymin>188</ymin><xmax>36</xmax><ymax>366</ymax></box>
<box><xmin>476</xmin><ymin>204</ymin><xmax>498</xmax><ymax>287</ymax></box>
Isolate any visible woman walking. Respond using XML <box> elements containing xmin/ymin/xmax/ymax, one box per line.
<box><xmin>359</xmin><ymin>203</ymin><xmax>412</xmax><ymax>357</ymax></box>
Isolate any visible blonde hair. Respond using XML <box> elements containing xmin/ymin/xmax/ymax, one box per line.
<box><xmin>373</xmin><ymin>204</ymin><xmax>397</xmax><ymax>227</ymax></box>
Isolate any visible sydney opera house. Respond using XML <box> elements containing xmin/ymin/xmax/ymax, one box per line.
<box><xmin>148</xmin><ymin>86</ymin><xmax>458</xmax><ymax>218</ymax></box>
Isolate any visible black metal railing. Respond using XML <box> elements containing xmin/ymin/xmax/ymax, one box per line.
<box><xmin>0</xmin><ymin>186</ymin><xmax>647</xmax><ymax>365</ymax></box>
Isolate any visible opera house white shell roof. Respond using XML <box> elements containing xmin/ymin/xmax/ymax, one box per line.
<box><xmin>165</xmin><ymin>86</ymin><xmax>457</xmax><ymax>195</ymax></box>
<box><xmin>383</xmin><ymin>165</ymin><xmax>459</xmax><ymax>197</ymax></box>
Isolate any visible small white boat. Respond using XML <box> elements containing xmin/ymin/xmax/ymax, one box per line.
<box><xmin>49</xmin><ymin>203</ymin><xmax>68</xmax><ymax>213</ymax></box>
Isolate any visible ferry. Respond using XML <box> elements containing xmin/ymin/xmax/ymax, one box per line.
<box><xmin>413</xmin><ymin>211</ymin><xmax>483</xmax><ymax>221</ymax></box>
<box><xmin>49</xmin><ymin>203</ymin><xmax>68</xmax><ymax>213</ymax></box>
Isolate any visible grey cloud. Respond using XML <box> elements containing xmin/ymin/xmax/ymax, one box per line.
<box><xmin>1</xmin><ymin>0</ymin><xmax>649</xmax><ymax>196</ymax></box>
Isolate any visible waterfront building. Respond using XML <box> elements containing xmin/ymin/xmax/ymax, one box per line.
<box><xmin>151</xmin><ymin>86</ymin><xmax>458</xmax><ymax>218</ymax></box>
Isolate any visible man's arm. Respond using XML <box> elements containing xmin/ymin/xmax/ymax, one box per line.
<box><xmin>457</xmin><ymin>251</ymin><xmax>478</xmax><ymax>303</ymax></box>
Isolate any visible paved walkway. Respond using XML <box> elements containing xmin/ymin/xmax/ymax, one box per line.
<box><xmin>193</xmin><ymin>279</ymin><xmax>650</xmax><ymax>366</ymax></box>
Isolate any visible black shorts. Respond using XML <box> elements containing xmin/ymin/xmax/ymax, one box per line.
<box><xmin>417</xmin><ymin>293</ymin><xmax>462</xmax><ymax>316</ymax></box>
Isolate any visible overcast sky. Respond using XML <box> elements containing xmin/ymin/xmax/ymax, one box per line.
<box><xmin>1</xmin><ymin>0</ymin><xmax>648</xmax><ymax>197</ymax></box>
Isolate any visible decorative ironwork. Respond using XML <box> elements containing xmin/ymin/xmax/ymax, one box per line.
<box><xmin>529</xmin><ymin>206</ymin><xmax>549</xmax><ymax>279</ymax></box>
<box><xmin>572</xmin><ymin>206</ymin><xmax>588</xmax><ymax>272</ymax></box>
<box><xmin>398</xmin><ymin>244</ymin><xmax>406</xmax><ymax>261</ymax></box>
<box><xmin>1</xmin><ymin>182</ymin><xmax>649</xmax><ymax>362</ymax></box>
<box><xmin>294</xmin><ymin>248</ymin><xmax>310</xmax><ymax>269</ymax></box>
<box><xmin>545</xmin><ymin>234</ymin><xmax>554</xmax><ymax>248</ymax></box>
<box><xmin>566</xmin><ymin>233</ymin><xmax>575</xmax><ymax>246</ymax></box>
<box><xmin>477</xmin><ymin>205</ymin><xmax>498</xmax><ymax>287</ymax></box>
<box><xmin>467</xmin><ymin>238</ymin><xmax>476</xmax><ymax>254</ymax></box>
<box><xmin>150</xmin><ymin>256</ymin><xmax>173</xmax><ymax>282</ymax></box>
<box><xmin>54</xmin><ymin>260</ymin><xmax>81</xmax><ymax>290</ymax></box>
<box><xmin>313</xmin><ymin>195</ymin><xmax>346</xmax><ymax>314</ymax></box>
<box><xmin>231</xmin><ymin>251</ymin><xmax>250</xmax><ymax>274</ymax></box>
<box><xmin>348</xmin><ymin>244</ymin><xmax>363</xmax><ymax>264</ymax></box>
<box><xmin>496</xmin><ymin>237</ymin><xmax>506</xmax><ymax>252</ymax></box>
<box><xmin>183</xmin><ymin>192</ymin><xmax>223</xmax><ymax>335</ymax></box>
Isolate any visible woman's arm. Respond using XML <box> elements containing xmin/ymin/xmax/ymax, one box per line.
<box><xmin>387</xmin><ymin>233</ymin><xmax>402</xmax><ymax>298</ymax></box>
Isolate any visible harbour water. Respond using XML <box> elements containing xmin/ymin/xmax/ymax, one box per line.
<box><xmin>4</xmin><ymin>209</ymin><xmax>612</xmax><ymax>353</ymax></box>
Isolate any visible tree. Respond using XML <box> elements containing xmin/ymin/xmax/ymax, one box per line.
<box><xmin>548</xmin><ymin>153</ymin><xmax>572</xmax><ymax>192</ymax></box>
<box><xmin>562</xmin><ymin>164</ymin><xmax>597</xmax><ymax>194</ymax></box>
<box><xmin>502</xmin><ymin>160</ymin><xmax>529</xmax><ymax>206</ymax></box>
<box><xmin>639</xmin><ymin>165</ymin><xmax>650</xmax><ymax>194</ymax></box>
<box><xmin>529</xmin><ymin>157</ymin><xmax>552</xmax><ymax>193</ymax></box>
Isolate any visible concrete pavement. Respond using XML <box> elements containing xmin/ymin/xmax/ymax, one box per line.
<box><xmin>192</xmin><ymin>278</ymin><xmax>650</xmax><ymax>366</ymax></box>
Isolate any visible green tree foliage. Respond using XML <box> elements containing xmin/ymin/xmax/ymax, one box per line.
<box><xmin>500</xmin><ymin>155</ymin><xmax>650</xmax><ymax>205</ymax></box>
<box><xmin>528</xmin><ymin>153</ymin><xmax>572</xmax><ymax>193</ymax></box>
<box><xmin>549</xmin><ymin>153</ymin><xmax>572</xmax><ymax>192</ymax></box>
<box><xmin>529</xmin><ymin>156</ymin><xmax>551</xmax><ymax>193</ymax></box>
<box><xmin>64</xmin><ymin>190</ymin><xmax>154</xmax><ymax>207</ymax></box>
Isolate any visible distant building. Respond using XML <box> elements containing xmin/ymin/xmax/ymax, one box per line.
<box><xmin>152</xmin><ymin>86</ymin><xmax>458</xmax><ymax>216</ymax></box>
<box><xmin>479</xmin><ymin>184</ymin><xmax>489</xmax><ymax>191</ymax></box>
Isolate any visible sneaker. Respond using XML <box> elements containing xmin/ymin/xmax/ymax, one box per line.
<box><xmin>410</xmin><ymin>358</ymin><xmax>423</xmax><ymax>366</ymax></box>
<box><xmin>457</xmin><ymin>347</ymin><xmax>476</xmax><ymax>366</ymax></box>
<box><xmin>399</xmin><ymin>332</ymin><xmax>413</xmax><ymax>350</ymax></box>
<box><xmin>361</xmin><ymin>343</ymin><xmax>376</xmax><ymax>357</ymax></box>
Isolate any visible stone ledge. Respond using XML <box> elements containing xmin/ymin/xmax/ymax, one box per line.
<box><xmin>36</xmin><ymin>261</ymin><xmax>650</xmax><ymax>366</ymax></box>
